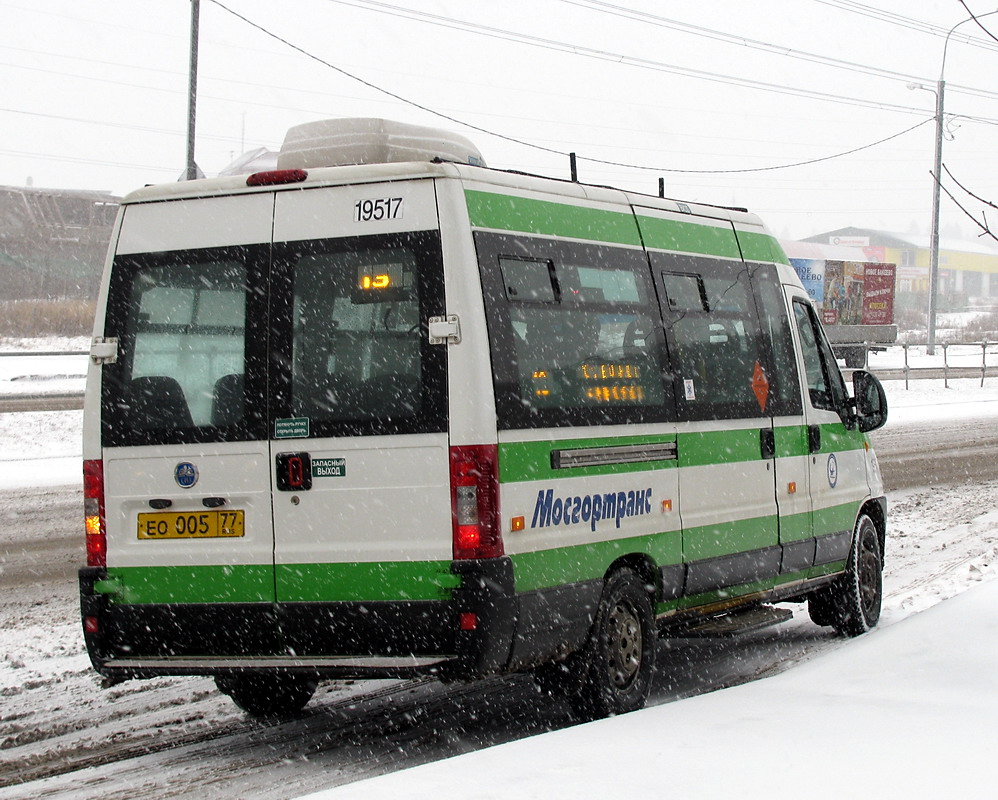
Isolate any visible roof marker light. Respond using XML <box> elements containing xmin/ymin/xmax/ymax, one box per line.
<box><xmin>246</xmin><ymin>169</ymin><xmax>308</xmax><ymax>187</ymax></box>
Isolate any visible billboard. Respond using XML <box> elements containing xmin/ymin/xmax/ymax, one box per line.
<box><xmin>790</xmin><ymin>259</ymin><xmax>896</xmax><ymax>326</ymax></box>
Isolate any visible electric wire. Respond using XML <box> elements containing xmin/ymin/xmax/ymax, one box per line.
<box><xmin>206</xmin><ymin>0</ymin><xmax>944</xmax><ymax>174</ymax></box>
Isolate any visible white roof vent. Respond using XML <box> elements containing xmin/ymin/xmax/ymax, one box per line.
<box><xmin>276</xmin><ymin>118</ymin><xmax>486</xmax><ymax>170</ymax></box>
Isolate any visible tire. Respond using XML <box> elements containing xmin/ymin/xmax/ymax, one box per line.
<box><xmin>568</xmin><ymin>568</ymin><xmax>656</xmax><ymax>721</ymax></box>
<box><xmin>215</xmin><ymin>673</ymin><xmax>317</xmax><ymax>718</ymax></box>
<box><xmin>807</xmin><ymin>514</ymin><xmax>882</xmax><ymax>637</ymax></box>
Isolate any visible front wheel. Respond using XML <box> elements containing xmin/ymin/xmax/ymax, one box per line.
<box><xmin>215</xmin><ymin>672</ymin><xmax>317</xmax><ymax>718</ymax></box>
<box><xmin>569</xmin><ymin>568</ymin><xmax>656</xmax><ymax>720</ymax></box>
<box><xmin>808</xmin><ymin>514</ymin><xmax>882</xmax><ymax>636</ymax></box>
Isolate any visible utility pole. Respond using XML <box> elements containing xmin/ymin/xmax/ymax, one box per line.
<box><xmin>185</xmin><ymin>0</ymin><xmax>200</xmax><ymax>181</ymax></box>
<box><xmin>927</xmin><ymin>79</ymin><xmax>944</xmax><ymax>355</ymax></box>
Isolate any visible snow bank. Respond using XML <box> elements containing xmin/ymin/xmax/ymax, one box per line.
<box><xmin>307</xmin><ymin>576</ymin><xmax>998</xmax><ymax>800</ymax></box>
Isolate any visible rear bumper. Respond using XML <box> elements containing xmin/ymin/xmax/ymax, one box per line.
<box><xmin>80</xmin><ymin>557</ymin><xmax>517</xmax><ymax>682</ymax></box>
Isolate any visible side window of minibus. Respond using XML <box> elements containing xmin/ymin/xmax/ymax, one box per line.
<box><xmin>656</xmin><ymin>263</ymin><xmax>767</xmax><ymax>420</ymax></box>
<box><xmin>476</xmin><ymin>232</ymin><xmax>673</xmax><ymax>428</ymax></box>
<box><xmin>751</xmin><ymin>268</ymin><xmax>803</xmax><ymax>417</ymax></box>
<box><xmin>792</xmin><ymin>299</ymin><xmax>848</xmax><ymax>414</ymax></box>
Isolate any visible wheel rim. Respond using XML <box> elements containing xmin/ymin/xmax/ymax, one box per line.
<box><xmin>606</xmin><ymin>600</ymin><xmax>642</xmax><ymax>689</ymax></box>
<box><xmin>858</xmin><ymin>530</ymin><xmax>881</xmax><ymax>616</ymax></box>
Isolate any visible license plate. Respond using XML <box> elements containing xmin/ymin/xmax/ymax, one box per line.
<box><xmin>137</xmin><ymin>510</ymin><xmax>245</xmax><ymax>539</ymax></box>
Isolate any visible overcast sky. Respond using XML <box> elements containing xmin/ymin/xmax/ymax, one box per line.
<box><xmin>4</xmin><ymin>0</ymin><xmax>998</xmax><ymax>241</ymax></box>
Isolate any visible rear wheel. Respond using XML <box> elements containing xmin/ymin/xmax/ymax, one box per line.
<box><xmin>808</xmin><ymin>514</ymin><xmax>882</xmax><ymax>636</ymax></box>
<box><xmin>568</xmin><ymin>568</ymin><xmax>656</xmax><ymax>720</ymax></box>
<box><xmin>215</xmin><ymin>673</ymin><xmax>317</xmax><ymax>718</ymax></box>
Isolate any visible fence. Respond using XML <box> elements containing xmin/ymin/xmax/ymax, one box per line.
<box><xmin>854</xmin><ymin>341</ymin><xmax>998</xmax><ymax>388</ymax></box>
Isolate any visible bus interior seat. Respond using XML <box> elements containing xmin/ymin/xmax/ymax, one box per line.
<box><xmin>129</xmin><ymin>376</ymin><xmax>194</xmax><ymax>430</ymax></box>
<box><xmin>210</xmin><ymin>373</ymin><xmax>244</xmax><ymax>426</ymax></box>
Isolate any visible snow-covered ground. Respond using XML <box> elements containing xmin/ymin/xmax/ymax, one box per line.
<box><xmin>314</xmin><ymin>578</ymin><xmax>998</xmax><ymax>800</ymax></box>
<box><xmin>1</xmin><ymin>343</ymin><xmax>997</xmax><ymax>798</ymax></box>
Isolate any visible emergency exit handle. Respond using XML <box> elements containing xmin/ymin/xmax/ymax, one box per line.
<box><xmin>276</xmin><ymin>452</ymin><xmax>313</xmax><ymax>491</ymax></box>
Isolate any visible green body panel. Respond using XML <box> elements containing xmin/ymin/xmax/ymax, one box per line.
<box><xmin>779</xmin><ymin>509</ymin><xmax>813</xmax><ymax>544</ymax></box>
<box><xmin>813</xmin><ymin>501</ymin><xmax>860</xmax><ymax>537</ymax></box>
<box><xmin>107</xmin><ymin>564</ymin><xmax>274</xmax><ymax>605</ymax></box>
<box><xmin>677</xmin><ymin>427</ymin><xmax>765</xmax><ymax>468</ymax></box>
<box><xmin>107</xmin><ymin>561</ymin><xmax>461</xmax><ymax>605</ymax></box>
<box><xmin>511</xmin><ymin>529</ymin><xmax>683</xmax><ymax>593</ymax></box>
<box><xmin>820</xmin><ymin>422</ymin><xmax>868</xmax><ymax>452</ymax></box>
<box><xmin>737</xmin><ymin>229</ymin><xmax>791</xmax><ymax>265</ymax></box>
<box><xmin>463</xmin><ymin>189</ymin><xmax>786</xmax><ymax>269</ymax></box>
<box><xmin>774</xmin><ymin>424</ymin><xmax>808</xmax><ymax>459</ymax></box>
<box><xmin>633</xmin><ymin>214</ymin><xmax>742</xmax><ymax>260</ymax></box>
<box><xmin>276</xmin><ymin>561</ymin><xmax>461</xmax><ymax>602</ymax></box>
<box><xmin>465</xmin><ymin>190</ymin><xmax>642</xmax><ymax>246</ymax></box>
<box><xmin>682</xmin><ymin>514</ymin><xmax>778</xmax><ymax>562</ymax></box>
<box><xmin>499</xmin><ymin>433</ymin><xmax>677</xmax><ymax>483</ymax></box>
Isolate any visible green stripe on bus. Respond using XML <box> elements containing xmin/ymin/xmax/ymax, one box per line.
<box><xmin>499</xmin><ymin>433</ymin><xmax>678</xmax><ymax>483</ymax></box>
<box><xmin>106</xmin><ymin>561</ymin><xmax>462</xmax><ymax>605</ymax></box>
<box><xmin>107</xmin><ymin>564</ymin><xmax>274</xmax><ymax>605</ymax></box>
<box><xmin>510</xmin><ymin>529</ymin><xmax>683</xmax><ymax>593</ymax></box>
<box><xmin>683</xmin><ymin>515</ymin><xmax>777</xmax><ymax>561</ymax></box>
<box><xmin>276</xmin><ymin>561</ymin><xmax>460</xmax><ymax>602</ymax></box>
<box><xmin>779</xmin><ymin>509</ymin><xmax>813</xmax><ymax>543</ymax></box>
<box><xmin>820</xmin><ymin>423</ymin><xmax>868</xmax><ymax>452</ymax></box>
<box><xmin>738</xmin><ymin>230</ymin><xmax>790</xmax><ymax>264</ymax></box>
<box><xmin>813</xmin><ymin>502</ymin><xmax>859</xmax><ymax>537</ymax></box>
<box><xmin>465</xmin><ymin>190</ymin><xmax>643</xmax><ymax>246</ymax></box>
<box><xmin>501</xmin><ymin>425</ymin><xmax>866</xmax><ymax>484</ymax></box>
<box><xmin>775</xmin><ymin>425</ymin><xmax>807</xmax><ymax>459</ymax></box>
<box><xmin>677</xmin><ymin>428</ymin><xmax>764</xmax><ymax>468</ymax></box>
<box><xmin>635</xmin><ymin>215</ymin><xmax>742</xmax><ymax>259</ymax></box>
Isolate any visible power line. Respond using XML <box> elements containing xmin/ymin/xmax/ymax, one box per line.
<box><xmin>325</xmin><ymin>0</ymin><xmax>925</xmax><ymax>113</ymax></box>
<box><xmin>205</xmin><ymin>0</ymin><xmax>945</xmax><ymax>175</ymax></box>
<box><xmin>583</xmin><ymin>118</ymin><xmax>935</xmax><ymax>174</ymax></box>
<box><xmin>555</xmin><ymin>0</ymin><xmax>998</xmax><ymax>105</ymax></box>
<box><xmin>556</xmin><ymin>0</ymin><xmax>928</xmax><ymax>85</ymax></box>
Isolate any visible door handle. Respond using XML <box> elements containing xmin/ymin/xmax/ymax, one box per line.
<box><xmin>276</xmin><ymin>452</ymin><xmax>312</xmax><ymax>491</ymax></box>
<box><xmin>760</xmin><ymin>428</ymin><xmax>775</xmax><ymax>460</ymax></box>
<box><xmin>808</xmin><ymin>425</ymin><xmax>822</xmax><ymax>454</ymax></box>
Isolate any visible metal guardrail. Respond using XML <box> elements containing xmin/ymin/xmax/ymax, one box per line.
<box><xmin>0</xmin><ymin>350</ymin><xmax>88</xmax><ymax>412</ymax></box>
<box><xmin>844</xmin><ymin>341</ymin><xmax>998</xmax><ymax>388</ymax></box>
<box><xmin>2</xmin><ymin>344</ymin><xmax>997</xmax><ymax>413</ymax></box>
<box><xmin>0</xmin><ymin>350</ymin><xmax>88</xmax><ymax>357</ymax></box>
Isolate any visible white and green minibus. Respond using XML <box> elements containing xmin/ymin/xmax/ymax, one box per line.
<box><xmin>80</xmin><ymin>118</ymin><xmax>888</xmax><ymax>719</ymax></box>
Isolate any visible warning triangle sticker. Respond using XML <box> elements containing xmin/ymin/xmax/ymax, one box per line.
<box><xmin>752</xmin><ymin>360</ymin><xmax>770</xmax><ymax>414</ymax></box>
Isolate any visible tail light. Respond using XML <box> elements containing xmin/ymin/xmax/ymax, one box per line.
<box><xmin>84</xmin><ymin>459</ymin><xmax>107</xmax><ymax>567</ymax></box>
<box><xmin>450</xmin><ymin>444</ymin><xmax>501</xmax><ymax>560</ymax></box>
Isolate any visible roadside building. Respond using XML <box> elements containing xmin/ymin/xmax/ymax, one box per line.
<box><xmin>0</xmin><ymin>185</ymin><xmax>119</xmax><ymax>300</ymax></box>
<box><xmin>802</xmin><ymin>227</ymin><xmax>998</xmax><ymax>310</ymax></box>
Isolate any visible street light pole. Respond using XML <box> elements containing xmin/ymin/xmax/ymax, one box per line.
<box><xmin>922</xmin><ymin>10</ymin><xmax>998</xmax><ymax>354</ymax></box>
<box><xmin>185</xmin><ymin>0</ymin><xmax>200</xmax><ymax>182</ymax></box>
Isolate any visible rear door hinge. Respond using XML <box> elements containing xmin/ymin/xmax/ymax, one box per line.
<box><xmin>90</xmin><ymin>337</ymin><xmax>118</xmax><ymax>365</ymax></box>
<box><xmin>428</xmin><ymin>315</ymin><xmax>461</xmax><ymax>345</ymax></box>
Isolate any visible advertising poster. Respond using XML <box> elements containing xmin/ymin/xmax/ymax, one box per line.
<box><xmin>789</xmin><ymin>259</ymin><xmax>825</xmax><ymax>303</ymax></box>
<box><xmin>861</xmin><ymin>262</ymin><xmax>896</xmax><ymax>325</ymax></box>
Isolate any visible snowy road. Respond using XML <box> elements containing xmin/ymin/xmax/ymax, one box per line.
<box><xmin>3</xmin><ymin>398</ymin><xmax>998</xmax><ymax>798</ymax></box>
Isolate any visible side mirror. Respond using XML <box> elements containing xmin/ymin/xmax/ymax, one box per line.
<box><xmin>852</xmin><ymin>370</ymin><xmax>888</xmax><ymax>432</ymax></box>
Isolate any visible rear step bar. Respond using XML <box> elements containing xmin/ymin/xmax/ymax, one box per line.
<box><xmin>102</xmin><ymin>654</ymin><xmax>452</xmax><ymax>679</ymax></box>
<box><xmin>675</xmin><ymin>605</ymin><xmax>794</xmax><ymax>638</ymax></box>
